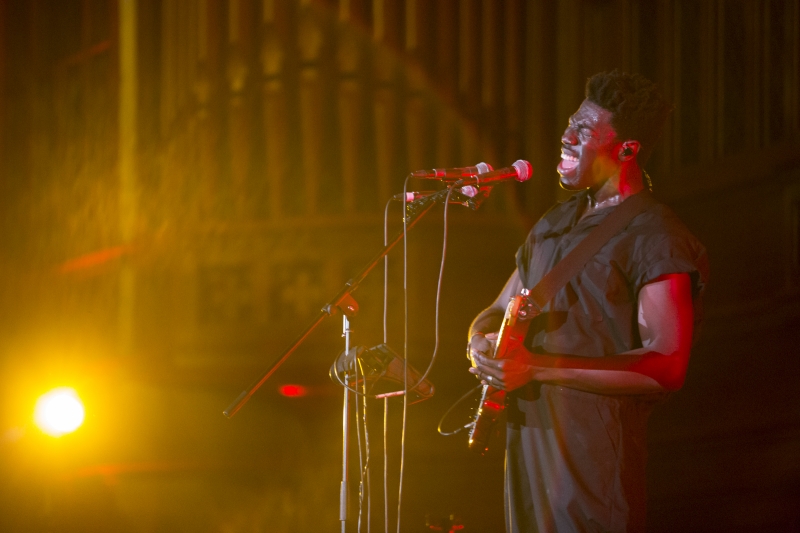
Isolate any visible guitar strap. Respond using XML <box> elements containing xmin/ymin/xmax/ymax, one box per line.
<box><xmin>527</xmin><ymin>190</ymin><xmax>657</xmax><ymax>311</ymax></box>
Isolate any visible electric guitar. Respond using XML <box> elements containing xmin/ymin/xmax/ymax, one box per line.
<box><xmin>468</xmin><ymin>288</ymin><xmax>537</xmax><ymax>454</ymax></box>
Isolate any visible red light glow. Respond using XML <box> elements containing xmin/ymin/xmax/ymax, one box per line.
<box><xmin>278</xmin><ymin>384</ymin><xmax>308</xmax><ymax>398</ymax></box>
<box><xmin>483</xmin><ymin>400</ymin><xmax>503</xmax><ymax>411</ymax></box>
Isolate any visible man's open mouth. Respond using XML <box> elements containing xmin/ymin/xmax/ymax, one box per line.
<box><xmin>559</xmin><ymin>152</ymin><xmax>579</xmax><ymax>171</ymax></box>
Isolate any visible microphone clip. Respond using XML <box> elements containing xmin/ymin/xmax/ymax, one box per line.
<box><xmin>401</xmin><ymin>186</ymin><xmax>491</xmax><ymax>221</ymax></box>
<box><xmin>331</xmin><ymin>343</ymin><xmax>435</xmax><ymax>404</ymax></box>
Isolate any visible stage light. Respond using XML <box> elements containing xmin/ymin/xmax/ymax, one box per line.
<box><xmin>34</xmin><ymin>387</ymin><xmax>85</xmax><ymax>437</ymax></box>
<box><xmin>278</xmin><ymin>384</ymin><xmax>308</xmax><ymax>398</ymax></box>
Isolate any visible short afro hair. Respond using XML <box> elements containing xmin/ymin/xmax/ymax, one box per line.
<box><xmin>585</xmin><ymin>70</ymin><xmax>673</xmax><ymax>165</ymax></box>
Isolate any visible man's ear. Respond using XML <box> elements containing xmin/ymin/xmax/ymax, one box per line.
<box><xmin>619</xmin><ymin>141</ymin><xmax>641</xmax><ymax>161</ymax></box>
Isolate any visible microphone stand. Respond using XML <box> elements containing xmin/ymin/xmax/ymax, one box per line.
<box><xmin>222</xmin><ymin>188</ymin><xmax>475</xmax><ymax>531</ymax></box>
<box><xmin>222</xmin><ymin>187</ymin><xmax>477</xmax><ymax>419</ymax></box>
<box><xmin>340</xmin><ymin>312</ymin><xmax>353</xmax><ymax>533</ymax></box>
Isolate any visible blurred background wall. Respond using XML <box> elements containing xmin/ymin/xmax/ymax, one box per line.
<box><xmin>0</xmin><ymin>0</ymin><xmax>798</xmax><ymax>531</ymax></box>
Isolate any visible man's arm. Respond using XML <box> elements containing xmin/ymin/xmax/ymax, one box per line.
<box><xmin>469</xmin><ymin>272</ymin><xmax>695</xmax><ymax>394</ymax></box>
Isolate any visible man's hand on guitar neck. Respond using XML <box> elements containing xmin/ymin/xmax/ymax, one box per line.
<box><xmin>467</xmin><ymin>333</ymin><xmax>496</xmax><ymax>380</ymax></box>
<box><xmin>467</xmin><ymin>333</ymin><xmax>495</xmax><ymax>361</ymax></box>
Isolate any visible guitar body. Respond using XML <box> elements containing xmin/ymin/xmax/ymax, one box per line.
<box><xmin>468</xmin><ymin>290</ymin><xmax>536</xmax><ymax>454</ymax></box>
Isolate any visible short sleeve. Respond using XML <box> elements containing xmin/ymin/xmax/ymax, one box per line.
<box><xmin>633</xmin><ymin>233</ymin><xmax>709</xmax><ymax>296</ymax></box>
<box><xmin>632</xmin><ymin>229</ymin><xmax>710</xmax><ymax>341</ymax></box>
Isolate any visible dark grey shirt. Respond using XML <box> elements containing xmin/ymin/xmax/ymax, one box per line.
<box><xmin>506</xmin><ymin>190</ymin><xmax>708</xmax><ymax>533</ymax></box>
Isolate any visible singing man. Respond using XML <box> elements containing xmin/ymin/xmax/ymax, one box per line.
<box><xmin>468</xmin><ymin>70</ymin><xmax>709</xmax><ymax>532</ymax></box>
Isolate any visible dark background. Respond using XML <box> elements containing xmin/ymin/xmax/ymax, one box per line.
<box><xmin>1</xmin><ymin>1</ymin><xmax>799</xmax><ymax>531</ymax></box>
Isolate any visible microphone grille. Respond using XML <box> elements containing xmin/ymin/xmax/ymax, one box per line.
<box><xmin>476</xmin><ymin>162</ymin><xmax>494</xmax><ymax>174</ymax></box>
<box><xmin>512</xmin><ymin>160</ymin><xmax>533</xmax><ymax>182</ymax></box>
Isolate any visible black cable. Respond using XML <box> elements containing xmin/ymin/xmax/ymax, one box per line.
<box><xmin>396</xmin><ymin>180</ymin><xmax>462</xmax><ymax>531</ymax></box>
<box><xmin>437</xmin><ymin>384</ymin><xmax>483</xmax><ymax>436</ymax></box>
<box><xmin>384</xmin><ymin>199</ymin><xmax>391</xmax><ymax>345</ymax></box>
<box><xmin>355</xmin><ymin>356</ymin><xmax>365</xmax><ymax>533</ymax></box>
<box><xmin>396</xmin><ymin>175</ymin><xmax>411</xmax><ymax>533</ymax></box>
<box><xmin>328</xmin><ymin>356</ymin><xmax>367</xmax><ymax>396</ymax></box>
<box><xmin>342</xmin><ymin>183</ymin><xmax>461</xmax><ymax>531</ymax></box>
<box><xmin>379</xmin><ymin>194</ymin><xmax>405</xmax><ymax>533</ymax></box>
<box><xmin>398</xmin><ymin>182</ymin><xmax>457</xmax><ymax>393</ymax></box>
<box><xmin>382</xmin><ymin>198</ymin><xmax>391</xmax><ymax>533</ymax></box>
<box><xmin>362</xmin><ymin>375</ymin><xmax>371</xmax><ymax>533</ymax></box>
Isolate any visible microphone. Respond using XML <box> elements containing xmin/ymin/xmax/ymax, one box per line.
<box><xmin>457</xmin><ymin>160</ymin><xmax>533</xmax><ymax>186</ymax></box>
<box><xmin>392</xmin><ymin>186</ymin><xmax>481</xmax><ymax>202</ymax></box>
<box><xmin>410</xmin><ymin>162</ymin><xmax>493</xmax><ymax>180</ymax></box>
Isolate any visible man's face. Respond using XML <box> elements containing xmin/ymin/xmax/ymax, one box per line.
<box><xmin>557</xmin><ymin>99</ymin><xmax>620</xmax><ymax>191</ymax></box>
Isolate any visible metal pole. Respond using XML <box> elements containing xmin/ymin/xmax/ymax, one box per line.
<box><xmin>340</xmin><ymin>314</ymin><xmax>352</xmax><ymax>532</ymax></box>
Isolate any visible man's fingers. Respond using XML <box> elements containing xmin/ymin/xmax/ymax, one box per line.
<box><xmin>475</xmin><ymin>354</ymin><xmax>504</xmax><ymax>370</ymax></box>
<box><xmin>481</xmin><ymin>375</ymin><xmax>506</xmax><ymax>390</ymax></box>
<box><xmin>470</xmin><ymin>365</ymin><xmax>502</xmax><ymax>386</ymax></box>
